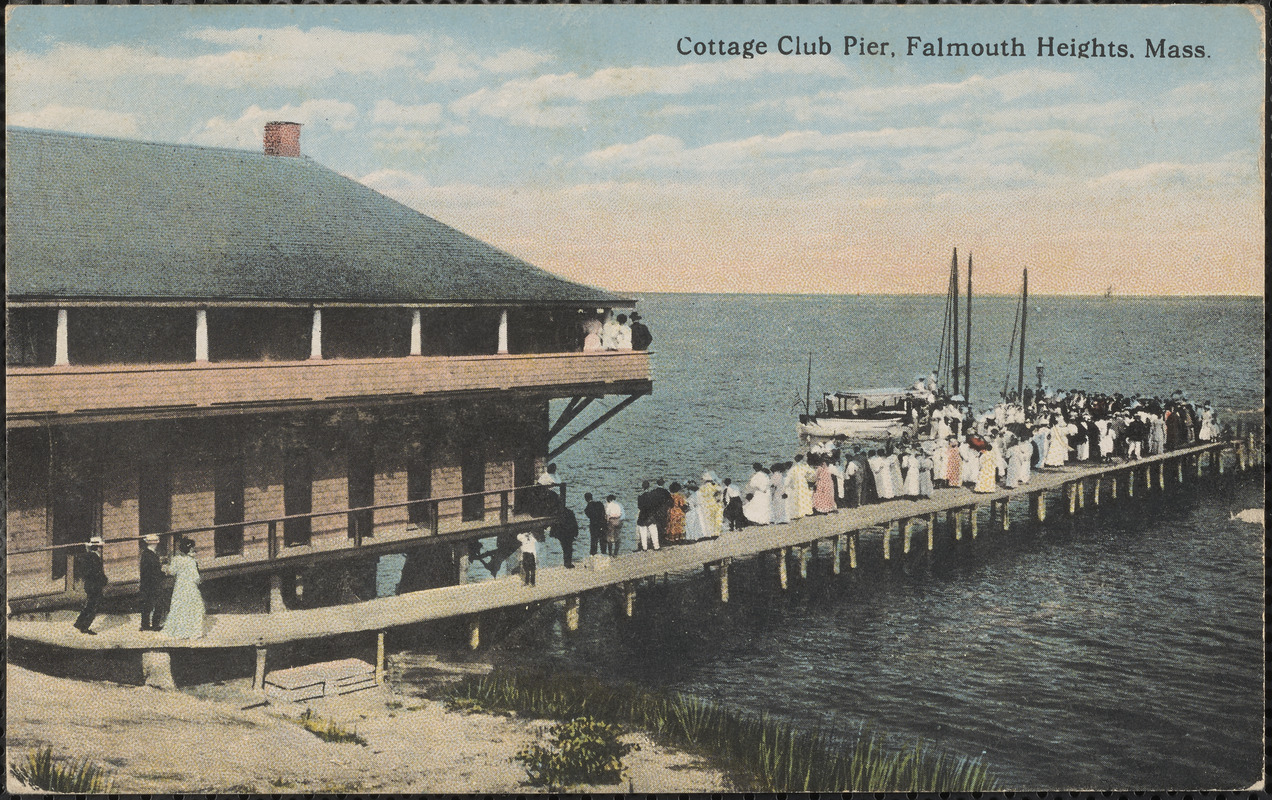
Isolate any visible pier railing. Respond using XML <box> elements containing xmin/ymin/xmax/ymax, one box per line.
<box><xmin>6</xmin><ymin>481</ymin><xmax>568</xmax><ymax>601</ymax></box>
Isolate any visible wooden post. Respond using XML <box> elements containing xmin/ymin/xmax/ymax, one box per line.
<box><xmin>968</xmin><ymin>506</ymin><xmax>978</xmax><ymax>539</ymax></box>
<box><xmin>253</xmin><ymin>647</ymin><xmax>267</xmax><ymax>694</ymax></box>
<box><xmin>497</xmin><ymin>309</ymin><xmax>509</xmax><ymax>354</ymax></box>
<box><xmin>777</xmin><ymin>547</ymin><xmax>789</xmax><ymax>589</ymax></box>
<box><xmin>953</xmin><ymin>509</ymin><xmax>963</xmax><ymax>541</ymax></box>
<box><xmin>1077</xmin><ymin>480</ymin><xmax>1085</xmax><ymax>510</ymax></box>
<box><xmin>410</xmin><ymin>309</ymin><xmax>423</xmax><ymax>356</ymax></box>
<box><xmin>1000</xmin><ymin>499</ymin><xmax>1010</xmax><ymax>531</ymax></box>
<box><xmin>1176</xmin><ymin>459</ymin><xmax>1184</xmax><ymax>484</ymax></box>
<box><xmin>832</xmin><ymin>536</ymin><xmax>842</xmax><ymax>575</ymax></box>
<box><xmin>195</xmin><ymin>308</ymin><xmax>209</xmax><ymax>363</ymax></box>
<box><xmin>624</xmin><ymin>582</ymin><xmax>636</xmax><ymax>617</ymax></box>
<box><xmin>375</xmin><ymin>632</ymin><xmax>386</xmax><ymax>685</ymax></box>
<box><xmin>1157</xmin><ymin>462</ymin><xmax>1166</xmax><ymax>490</ymax></box>
<box><xmin>927</xmin><ymin>514</ymin><xmax>936</xmax><ymax>550</ymax></box>
<box><xmin>142</xmin><ymin>650</ymin><xmax>176</xmax><ymax>691</ymax></box>
<box><xmin>1110</xmin><ymin>473</ymin><xmax>1118</xmax><ymax>500</ymax></box>
<box><xmin>902</xmin><ymin>518</ymin><xmax>912</xmax><ymax>554</ymax></box>
<box><xmin>718</xmin><ymin>559</ymin><xmax>730</xmax><ymax>602</ymax></box>
<box><xmin>564</xmin><ymin>595</ymin><xmax>580</xmax><ymax>632</ymax></box>
<box><xmin>468</xmin><ymin>617</ymin><xmax>480</xmax><ymax>650</ymax></box>
<box><xmin>1217</xmin><ymin>448</ymin><xmax>1225</xmax><ymax>475</ymax></box>
<box><xmin>309</xmin><ymin>308</ymin><xmax>322</xmax><ymax>360</ymax></box>
<box><xmin>1196</xmin><ymin>453</ymin><xmax>1204</xmax><ymax>478</ymax></box>
<box><xmin>848</xmin><ymin>534</ymin><xmax>857</xmax><ymax>569</ymax></box>
<box><xmin>1032</xmin><ymin>492</ymin><xmax>1045</xmax><ymax>523</ymax></box>
<box><xmin>268</xmin><ymin>572</ymin><xmax>285</xmax><ymax>613</ymax></box>
<box><xmin>55</xmin><ymin>308</ymin><xmax>69</xmax><ymax>366</ymax></box>
<box><xmin>1128</xmin><ymin>468</ymin><xmax>1136</xmax><ymax>496</ymax></box>
<box><xmin>455</xmin><ymin>545</ymin><xmax>469</xmax><ymax>585</ymax></box>
<box><xmin>798</xmin><ymin>546</ymin><xmax>809</xmax><ymax>580</ymax></box>
<box><xmin>882</xmin><ymin>524</ymin><xmax>892</xmax><ymax>560</ymax></box>
<box><xmin>1066</xmin><ymin>484</ymin><xmax>1076</xmax><ymax>516</ymax></box>
<box><xmin>1092</xmin><ymin>478</ymin><xmax>1101</xmax><ymax>507</ymax></box>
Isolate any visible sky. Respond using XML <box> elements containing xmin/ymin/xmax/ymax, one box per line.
<box><xmin>5</xmin><ymin>5</ymin><xmax>1264</xmax><ymax>297</ymax></box>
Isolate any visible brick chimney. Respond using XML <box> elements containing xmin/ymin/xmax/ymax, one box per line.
<box><xmin>263</xmin><ymin>121</ymin><xmax>302</xmax><ymax>157</ymax></box>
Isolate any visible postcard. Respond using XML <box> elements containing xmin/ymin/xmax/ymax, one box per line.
<box><xmin>5</xmin><ymin>3</ymin><xmax>1264</xmax><ymax>794</ymax></box>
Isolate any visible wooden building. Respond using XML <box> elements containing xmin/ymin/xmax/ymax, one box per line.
<box><xmin>6</xmin><ymin>123</ymin><xmax>651</xmax><ymax>614</ymax></box>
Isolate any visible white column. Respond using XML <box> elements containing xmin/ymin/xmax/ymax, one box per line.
<box><xmin>309</xmin><ymin>308</ymin><xmax>322</xmax><ymax>360</ymax></box>
<box><xmin>55</xmin><ymin>308</ymin><xmax>69</xmax><ymax>366</ymax></box>
<box><xmin>195</xmin><ymin>309</ymin><xmax>209</xmax><ymax>362</ymax></box>
<box><xmin>497</xmin><ymin>309</ymin><xmax>509</xmax><ymax>354</ymax></box>
<box><xmin>410</xmin><ymin>309</ymin><xmax>422</xmax><ymax>356</ymax></box>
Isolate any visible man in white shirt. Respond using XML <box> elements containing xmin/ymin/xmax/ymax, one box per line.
<box><xmin>516</xmin><ymin>531</ymin><xmax>538</xmax><ymax>586</ymax></box>
<box><xmin>615</xmin><ymin>314</ymin><xmax>633</xmax><ymax>350</ymax></box>
<box><xmin>603</xmin><ymin>494</ymin><xmax>624</xmax><ymax>555</ymax></box>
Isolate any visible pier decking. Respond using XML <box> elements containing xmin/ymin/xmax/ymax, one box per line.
<box><xmin>8</xmin><ymin>438</ymin><xmax>1260</xmax><ymax>690</ymax></box>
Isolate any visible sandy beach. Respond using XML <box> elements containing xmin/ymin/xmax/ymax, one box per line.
<box><xmin>5</xmin><ymin>663</ymin><xmax>732</xmax><ymax>794</ymax></box>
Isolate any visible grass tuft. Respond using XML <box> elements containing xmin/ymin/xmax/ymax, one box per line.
<box><xmin>10</xmin><ymin>746</ymin><xmax>116</xmax><ymax>794</ymax></box>
<box><xmin>298</xmin><ymin>708</ymin><xmax>368</xmax><ymax>746</ymax></box>
<box><xmin>441</xmin><ymin>670</ymin><xmax>1002</xmax><ymax>792</ymax></box>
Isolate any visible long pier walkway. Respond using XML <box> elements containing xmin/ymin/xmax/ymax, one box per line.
<box><xmin>9</xmin><ymin>437</ymin><xmax>1262</xmax><ymax>690</ymax></box>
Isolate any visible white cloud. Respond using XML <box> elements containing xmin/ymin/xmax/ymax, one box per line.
<box><xmin>976</xmin><ymin>100</ymin><xmax>1135</xmax><ymax>129</ymax></box>
<box><xmin>7</xmin><ymin>28</ymin><xmax>422</xmax><ymax>91</ymax></box>
<box><xmin>1086</xmin><ymin>155</ymin><xmax>1253</xmax><ymax>190</ymax></box>
<box><xmin>580</xmin><ymin>127</ymin><xmax>969</xmax><ymax>171</ymax></box>
<box><xmin>371</xmin><ymin>100</ymin><xmax>444</xmax><ymax>127</ymax></box>
<box><xmin>451</xmin><ymin>58</ymin><xmax>847</xmax><ymax>128</ymax></box>
<box><xmin>188</xmin><ymin>100</ymin><xmax>358</xmax><ymax>149</ymax></box>
<box><xmin>773</xmin><ymin>69</ymin><xmax>1080</xmax><ymax>121</ymax></box>
<box><xmin>7</xmin><ymin>104</ymin><xmax>141</xmax><ymax>137</ymax></box>
<box><xmin>424</xmin><ymin>44</ymin><xmax>555</xmax><ymax>82</ymax></box>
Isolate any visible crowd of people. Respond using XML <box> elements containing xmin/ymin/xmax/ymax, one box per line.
<box><xmin>539</xmin><ymin>385</ymin><xmax>1226</xmax><ymax>566</ymax></box>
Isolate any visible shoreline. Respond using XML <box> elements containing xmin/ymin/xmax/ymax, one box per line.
<box><xmin>5</xmin><ymin>662</ymin><xmax>734</xmax><ymax>794</ymax></box>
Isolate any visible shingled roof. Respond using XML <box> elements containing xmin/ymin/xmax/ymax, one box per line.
<box><xmin>6</xmin><ymin>127</ymin><xmax>629</xmax><ymax>306</ymax></box>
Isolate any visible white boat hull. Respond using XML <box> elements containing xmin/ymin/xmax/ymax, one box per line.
<box><xmin>798</xmin><ymin>416</ymin><xmax>905</xmax><ymax>439</ymax></box>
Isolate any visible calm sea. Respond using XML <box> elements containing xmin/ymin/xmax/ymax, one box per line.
<box><xmin>399</xmin><ymin>293</ymin><xmax>1265</xmax><ymax>789</ymax></box>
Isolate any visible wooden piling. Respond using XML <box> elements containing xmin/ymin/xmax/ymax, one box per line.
<box><xmin>1176</xmin><ymin>459</ymin><xmax>1184</xmax><ymax>484</ymax></box>
<box><xmin>468</xmin><ymin>617</ymin><xmax>480</xmax><ymax>650</ymax></box>
<box><xmin>1000</xmin><ymin>499</ymin><xmax>1010</xmax><ymax>531</ymax></box>
<box><xmin>624</xmin><ymin>583</ymin><xmax>636</xmax><ymax>617</ymax></box>
<box><xmin>375</xmin><ymin>632</ymin><xmax>386</xmax><ymax>685</ymax></box>
<box><xmin>882</xmin><ymin>524</ymin><xmax>892</xmax><ymax>560</ymax></box>
<box><xmin>268</xmin><ymin>573</ymin><xmax>285</xmax><ymax>613</ymax></box>
<box><xmin>798</xmin><ymin>546</ymin><xmax>809</xmax><ymax>580</ymax></box>
<box><xmin>253</xmin><ymin>647</ymin><xmax>267</xmax><ymax>693</ymax></box>
<box><xmin>1077</xmin><ymin>480</ymin><xmax>1085</xmax><ymax>509</ymax></box>
<box><xmin>1032</xmin><ymin>492</ymin><xmax>1046</xmax><ymax>523</ymax></box>
<box><xmin>1092</xmin><ymin>478</ymin><xmax>1101</xmax><ymax>507</ymax></box>
<box><xmin>719</xmin><ymin>559</ymin><xmax>730</xmax><ymax>602</ymax></box>
<box><xmin>1195</xmin><ymin>453</ymin><xmax>1204</xmax><ymax>478</ymax></box>
<box><xmin>953</xmin><ymin>509</ymin><xmax>963</xmax><ymax>541</ymax></box>
<box><xmin>1066</xmin><ymin>484</ymin><xmax>1076</xmax><ymax>516</ymax></box>
<box><xmin>902</xmin><ymin>518</ymin><xmax>912</xmax><ymax>554</ymax></box>
<box><xmin>1217</xmin><ymin>448</ymin><xmax>1225</xmax><ymax>475</ymax></box>
<box><xmin>1157</xmin><ymin>462</ymin><xmax>1166</xmax><ymax>490</ymax></box>
<box><xmin>777</xmin><ymin>547</ymin><xmax>789</xmax><ymax>589</ymax></box>
<box><xmin>564</xmin><ymin>595</ymin><xmax>581</xmax><ymax>632</ymax></box>
<box><xmin>848</xmin><ymin>534</ymin><xmax>857</xmax><ymax>569</ymax></box>
<box><xmin>1110</xmin><ymin>473</ymin><xmax>1118</xmax><ymax>500</ymax></box>
<box><xmin>455</xmin><ymin>545</ymin><xmax>470</xmax><ymax>585</ymax></box>
<box><xmin>1127</xmin><ymin>469</ymin><xmax>1135</xmax><ymax>497</ymax></box>
<box><xmin>832</xmin><ymin>535</ymin><xmax>843</xmax><ymax>575</ymax></box>
<box><xmin>969</xmin><ymin>506</ymin><xmax>978</xmax><ymax>538</ymax></box>
<box><xmin>927</xmin><ymin>514</ymin><xmax>936</xmax><ymax>550</ymax></box>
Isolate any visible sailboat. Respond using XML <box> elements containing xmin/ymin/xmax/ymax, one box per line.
<box><xmin>1104</xmin><ymin>285</ymin><xmax>1114</xmax><ymax>298</ymax></box>
<box><xmin>796</xmin><ymin>248</ymin><xmax>971</xmax><ymax>441</ymax></box>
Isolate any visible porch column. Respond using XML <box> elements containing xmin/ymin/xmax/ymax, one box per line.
<box><xmin>55</xmin><ymin>308</ymin><xmax>69</xmax><ymax>366</ymax></box>
<box><xmin>497</xmin><ymin>309</ymin><xmax>509</xmax><ymax>354</ymax></box>
<box><xmin>195</xmin><ymin>308</ymin><xmax>209</xmax><ymax>363</ymax></box>
<box><xmin>309</xmin><ymin>308</ymin><xmax>322</xmax><ymax>360</ymax></box>
<box><xmin>410</xmin><ymin>309</ymin><xmax>423</xmax><ymax>356</ymax></box>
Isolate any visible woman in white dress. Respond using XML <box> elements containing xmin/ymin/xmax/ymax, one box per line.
<box><xmin>695</xmin><ymin>472</ymin><xmax>724</xmax><ymax>538</ymax></box>
<box><xmin>960</xmin><ymin>441</ymin><xmax>979</xmax><ymax>487</ymax></box>
<box><xmin>743</xmin><ymin>464</ymin><xmax>771</xmax><ymax>526</ymax></box>
<box><xmin>1046</xmin><ymin>419</ymin><xmax>1070</xmax><ymax>467</ymax></box>
<box><xmin>1198</xmin><ymin>405</ymin><xmax>1216</xmax><ymax>441</ymax></box>
<box><xmin>901</xmin><ymin>450</ymin><xmax>920</xmax><ymax>497</ymax></box>
<box><xmin>683</xmin><ymin>482</ymin><xmax>703</xmax><ymax>542</ymax></box>
<box><xmin>162</xmin><ymin>538</ymin><xmax>206</xmax><ymax>640</ymax></box>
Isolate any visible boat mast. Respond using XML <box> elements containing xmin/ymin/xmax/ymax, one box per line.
<box><xmin>1018</xmin><ymin>268</ymin><xmax>1028</xmax><ymax>399</ymax></box>
<box><xmin>805</xmin><ymin>352</ymin><xmax>813</xmax><ymax>416</ymax></box>
<box><xmin>951</xmin><ymin>248</ymin><xmax>960</xmax><ymax>397</ymax></box>
<box><xmin>965</xmin><ymin>252</ymin><xmax>972</xmax><ymax>404</ymax></box>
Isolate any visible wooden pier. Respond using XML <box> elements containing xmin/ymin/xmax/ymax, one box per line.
<box><xmin>8</xmin><ymin>438</ymin><xmax>1260</xmax><ymax>690</ymax></box>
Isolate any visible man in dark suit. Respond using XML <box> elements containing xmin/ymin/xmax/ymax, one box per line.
<box><xmin>629</xmin><ymin>312</ymin><xmax>652</xmax><ymax>351</ymax></box>
<box><xmin>74</xmin><ymin>536</ymin><xmax>108</xmax><ymax>635</ymax></box>
<box><xmin>139</xmin><ymin>533</ymin><xmax>165</xmax><ymax>631</ymax></box>
<box><xmin>549</xmin><ymin>495</ymin><xmax>579</xmax><ymax>569</ymax></box>
<box><xmin>649</xmin><ymin>478</ymin><xmax>673</xmax><ymax>545</ymax></box>
<box><xmin>583</xmin><ymin>492</ymin><xmax>607</xmax><ymax>556</ymax></box>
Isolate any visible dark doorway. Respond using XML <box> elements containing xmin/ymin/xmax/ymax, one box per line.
<box><xmin>213</xmin><ymin>459</ymin><xmax>245</xmax><ymax>557</ymax></box>
<box><xmin>283</xmin><ymin>452</ymin><xmax>313</xmax><ymax>546</ymax></box>
<box><xmin>461</xmin><ymin>444</ymin><xmax>485</xmax><ymax>522</ymax></box>
<box><xmin>139</xmin><ymin>460</ymin><xmax>172</xmax><ymax>557</ymax></box>
<box><xmin>407</xmin><ymin>448</ymin><xmax>432</xmax><ymax>528</ymax></box>
<box><xmin>348</xmin><ymin>443</ymin><xmax>375</xmax><ymax>540</ymax></box>
<box><xmin>51</xmin><ymin>477</ymin><xmax>100</xmax><ymax>582</ymax></box>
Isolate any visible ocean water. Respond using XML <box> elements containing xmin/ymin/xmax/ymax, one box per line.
<box><xmin>408</xmin><ymin>294</ymin><xmax>1266</xmax><ymax>789</ymax></box>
